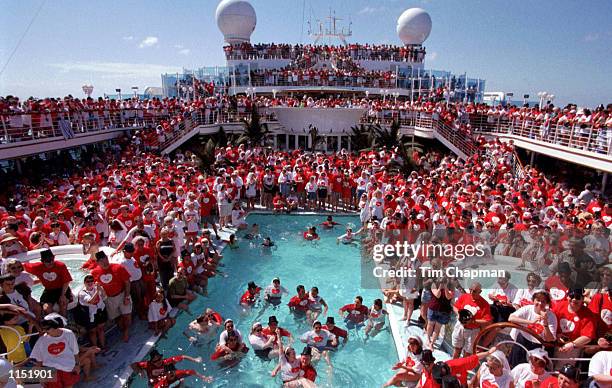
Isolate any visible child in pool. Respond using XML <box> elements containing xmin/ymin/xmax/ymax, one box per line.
<box><xmin>261</xmin><ymin>237</ymin><xmax>275</xmax><ymax>247</ymax></box>
<box><xmin>303</xmin><ymin>226</ymin><xmax>319</xmax><ymax>241</ymax></box>
<box><xmin>245</xmin><ymin>224</ymin><xmax>260</xmax><ymax>240</ymax></box>
<box><xmin>227</xmin><ymin>234</ymin><xmax>239</xmax><ymax>249</ymax></box>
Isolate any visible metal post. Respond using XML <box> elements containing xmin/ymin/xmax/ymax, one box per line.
<box><xmin>530</xmin><ymin>151</ymin><xmax>535</xmax><ymax>165</ymax></box>
<box><xmin>602</xmin><ymin>173</ymin><xmax>608</xmax><ymax>195</ymax></box>
<box><xmin>1</xmin><ymin>115</ymin><xmax>8</xmax><ymax>142</ymax></box>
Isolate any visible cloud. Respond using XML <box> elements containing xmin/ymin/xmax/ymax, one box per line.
<box><xmin>122</xmin><ymin>36</ymin><xmax>134</xmax><ymax>41</ymax></box>
<box><xmin>138</xmin><ymin>36</ymin><xmax>159</xmax><ymax>48</ymax></box>
<box><xmin>428</xmin><ymin>51</ymin><xmax>438</xmax><ymax>61</ymax></box>
<box><xmin>178</xmin><ymin>48</ymin><xmax>191</xmax><ymax>55</ymax></box>
<box><xmin>49</xmin><ymin>61</ymin><xmax>181</xmax><ymax>79</ymax></box>
<box><xmin>358</xmin><ymin>6</ymin><xmax>385</xmax><ymax>15</ymax></box>
<box><xmin>583</xmin><ymin>33</ymin><xmax>599</xmax><ymax>42</ymax></box>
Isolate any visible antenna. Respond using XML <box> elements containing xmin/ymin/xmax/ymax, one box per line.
<box><xmin>308</xmin><ymin>8</ymin><xmax>352</xmax><ymax>45</ymax></box>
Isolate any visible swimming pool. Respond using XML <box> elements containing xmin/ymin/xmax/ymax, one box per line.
<box><xmin>130</xmin><ymin>214</ymin><xmax>397</xmax><ymax>387</ymax></box>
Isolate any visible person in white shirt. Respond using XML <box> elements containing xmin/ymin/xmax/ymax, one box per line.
<box><xmin>230</xmin><ymin>202</ymin><xmax>248</xmax><ymax>229</ymax></box>
<box><xmin>300</xmin><ymin>321</ymin><xmax>336</xmax><ymax>365</ymax></box>
<box><xmin>271</xmin><ymin>336</ymin><xmax>316</xmax><ymax>388</ymax></box>
<box><xmin>77</xmin><ymin>274</ymin><xmax>107</xmax><ymax>348</ymax></box>
<box><xmin>148</xmin><ymin>289</ymin><xmax>175</xmax><ymax>337</ymax></box>
<box><xmin>49</xmin><ymin>222</ymin><xmax>69</xmax><ymax>246</ymax></box>
<box><xmin>30</xmin><ymin>315</ymin><xmax>81</xmax><ymax>387</ymax></box>
<box><xmin>248</xmin><ymin>321</ymin><xmax>277</xmax><ymax>359</ymax></box>
<box><xmin>588</xmin><ymin>350</ymin><xmax>612</xmax><ymax>387</ymax></box>
<box><xmin>510</xmin><ymin>348</ymin><xmax>553</xmax><ymax>388</ymax></box>
<box><xmin>488</xmin><ymin>272</ymin><xmax>518</xmax><ymax>323</ymax></box>
<box><xmin>508</xmin><ymin>290</ymin><xmax>557</xmax><ymax>367</ymax></box>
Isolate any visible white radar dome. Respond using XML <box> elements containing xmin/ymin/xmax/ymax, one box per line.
<box><xmin>396</xmin><ymin>8</ymin><xmax>432</xmax><ymax>45</ymax></box>
<box><xmin>215</xmin><ymin>0</ymin><xmax>257</xmax><ymax>44</ymax></box>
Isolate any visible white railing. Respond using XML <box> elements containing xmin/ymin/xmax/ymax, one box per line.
<box><xmin>469</xmin><ymin>114</ymin><xmax>611</xmax><ymax>155</ymax></box>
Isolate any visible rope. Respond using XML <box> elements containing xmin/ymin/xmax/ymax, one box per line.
<box><xmin>0</xmin><ymin>0</ymin><xmax>47</xmax><ymax>77</ymax></box>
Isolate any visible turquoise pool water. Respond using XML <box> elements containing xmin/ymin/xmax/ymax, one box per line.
<box><xmin>131</xmin><ymin>214</ymin><xmax>397</xmax><ymax>387</ymax></box>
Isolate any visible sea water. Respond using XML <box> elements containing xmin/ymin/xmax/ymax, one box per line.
<box><xmin>130</xmin><ymin>214</ymin><xmax>397</xmax><ymax>387</ymax></box>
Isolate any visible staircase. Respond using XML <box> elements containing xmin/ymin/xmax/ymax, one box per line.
<box><xmin>432</xmin><ymin>119</ymin><xmax>481</xmax><ymax>160</ymax></box>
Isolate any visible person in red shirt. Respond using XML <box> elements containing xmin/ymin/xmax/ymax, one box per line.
<box><xmin>239</xmin><ymin>281</ymin><xmax>261</xmax><ymax>308</ymax></box>
<box><xmin>588</xmin><ymin>287</ymin><xmax>612</xmax><ymax>337</ymax></box>
<box><xmin>130</xmin><ymin>349</ymin><xmax>204</xmax><ymax>387</ymax></box>
<box><xmin>552</xmin><ymin>288</ymin><xmax>597</xmax><ymax>368</ymax></box>
<box><xmin>452</xmin><ymin>282</ymin><xmax>493</xmax><ymax>358</ymax></box>
<box><xmin>300</xmin><ymin>346</ymin><xmax>317</xmax><ymax>383</ymax></box>
<box><xmin>91</xmin><ymin>250</ymin><xmax>132</xmax><ymax>342</ymax></box>
<box><xmin>287</xmin><ymin>285</ymin><xmax>309</xmax><ymax>317</ymax></box>
<box><xmin>418</xmin><ymin>347</ymin><xmax>497</xmax><ymax>388</ymax></box>
<box><xmin>545</xmin><ymin>262</ymin><xmax>576</xmax><ymax>306</ymax></box>
<box><xmin>262</xmin><ymin>315</ymin><xmax>292</xmax><ymax>344</ymax></box>
<box><xmin>322</xmin><ymin>316</ymin><xmax>348</xmax><ymax>347</ymax></box>
<box><xmin>152</xmin><ymin>364</ymin><xmax>212</xmax><ymax>388</ymax></box>
<box><xmin>539</xmin><ymin>364</ymin><xmax>580</xmax><ymax>388</ymax></box>
<box><xmin>198</xmin><ymin>186</ymin><xmax>219</xmax><ymax>240</ymax></box>
<box><xmin>23</xmin><ymin>249</ymin><xmax>73</xmax><ymax>316</ymax></box>
<box><xmin>339</xmin><ymin>295</ymin><xmax>369</xmax><ymax>329</ymax></box>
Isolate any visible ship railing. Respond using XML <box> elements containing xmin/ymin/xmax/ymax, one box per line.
<box><xmin>469</xmin><ymin>114</ymin><xmax>611</xmax><ymax>155</ymax></box>
<box><xmin>225</xmin><ymin>51</ymin><xmax>425</xmax><ymax>63</ymax></box>
<box><xmin>434</xmin><ymin>119</ymin><xmax>481</xmax><ymax>157</ymax></box>
<box><xmin>360</xmin><ymin>111</ymin><xmax>435</xmax><ymax>129</ymax></box>
<box><xmin>236</xmin><ymin>76</ymin><xmax>406</xmax><ymax>89</ymax></box>
<box><xmin>0</xmin><ymin>109</ymin><xmax>153</xmax><ymax>144</ymax></box>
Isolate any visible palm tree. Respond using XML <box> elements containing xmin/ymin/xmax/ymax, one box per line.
<box><xmin>372</xmin><ymin>120</ymin><xmax>401</xmax><ymax>149</ymax></box>
<box><xmin>236</xmin><ymin>106</ymin><xmax>270</xmax><ymax>146</ymax></box>
<box><xmin>191</xmin><ymin>138</ymin><xmax>218</xmax><ymax>173</ymax></box>
<box><xmin>213</xmin><ymin>126</ymin><xmax>229</xmax><ymax>147</ymax></box>
<box><xmin>349</xmin><ymin>123</ymin><xmax>375</xmax><ymax>151</ymax></box>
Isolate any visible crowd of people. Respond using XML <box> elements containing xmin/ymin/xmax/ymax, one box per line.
<box><xmin>224</xmin><ymin>42</ymin><xmax>427</xmax><ymax>63</ymax></box>
<box><xmin>4</xmin><ymin>91</ymin><xmax>610</xmax><ymax>155</ymax></box>
<box><xmin>0</xmin><ymin>112</ymin><xmax>609</xmax><ymax>386</ymax></box>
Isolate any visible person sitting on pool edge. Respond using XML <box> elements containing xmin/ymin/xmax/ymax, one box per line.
<box><xmin>303</xmin><ymin>226</ymin><xmax>319</xmax><ymax>241</ymax></box>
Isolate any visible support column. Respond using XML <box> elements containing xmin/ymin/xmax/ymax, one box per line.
<box><xmin>530</xmin><ymin>151</ymin><xmax>535</xmax><ymax>166</ymax></box>
<box><xmin>603</xmin><ymin>173</ymin><xmax>609</xmax><ymax>195</ymax></box>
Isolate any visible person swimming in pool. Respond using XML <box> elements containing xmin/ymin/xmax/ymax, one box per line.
<box><xmin>320</xmin><ymin>216</ymin><xmax>341</xmax><ymax>229</ymax></box>
<box><xmin>364</xmin><ymin>298</ymin><xmax>388</xmax><ymax>340</ymax></box>
<box><xmin>244</xmin><ymin>223</ymin><xmax>260</xmax><ymax>240</ymax></box>
<box><xmin>288</xmin><ymin>285</ymin><xmax>310</xmax><ymax>318</ymax></box>
<box><xmin>306</xmin><ymin>287</ymin><xmax>328</xmax><ymax>324</ymax></box>
<box><xmin>240</xmin><ymin>281</ymin><xmax>261</xmax><ymax>308</ymax></box>
<box><xmin>227</xmin><ymin>234</ymin><xmax>239</xmax><ymax>249</ymax></box>
<box><xmin>183</xmin><ymin>309</ymin><xmax>222</xmax><ymax>345</ymax></box>
<box><xmin>336</xmin><ymin>225</ymin><xmax>365</xmax><ymax>245</ymax></box>
<box><xmin>264</xmin><ymin>278</ymin><xmax>288</xmax><ymax>306</ymax></box>
<box><xmin>339</xmin><ymin>296</ymin><xmax>369</xmax><ymax>330</ymax></box>
<box><xmin>300</xmin><ymin>320</ymin><xmax>337</xmax><ymax>366</ymax></box>
<box><xmin>303</xmin><ymin>226</ymin><xmax>319</xmax><ymax>241</ymax></box>
<box><xmin>262</xmin><ymin>237</ymin><xmax>275</xmax><ymax>247</ymax></box>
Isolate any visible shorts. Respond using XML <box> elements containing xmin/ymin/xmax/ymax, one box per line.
<box><xmin>44</xmin><ymin>369</ymin><xmax>80</xmax><ymax>388</ymax></box>
<box><xmin>451</xmin><ymin>322</ymin><xmax>480</xmax><ymax>352</ymax></box>
<box><xmin>307</xmin><ymin>192</ymin><xmax>317</xmax><ymax>200</ymax></box>
<box><xmin>266</xmin><ymin>296</ymin><xmax>282</xmax><ymax>306</ymax></box>
<box><xmin>40</xmin><ymin>287</ymin><xmax>73</xmax><ymax>306</ymax></box>
<box><xmin>105</xmin><ymin>293</ymin><xmax>132</xmax><ymax>320</ymax></box>
<box><xmin>254</xmin><ymin>348</ymin><xmax>272</xmax><ymax>359</ymax></box>
<box><xmin>317</xmin><ymin>188</ymin><xmax>328</xmax><ymax>199</ymax></box>
<box><xmin>421</xmin><ymin>289</ymin><xmax>433</xmax><ymax>304</ymax></box>
<box><xmin>201</xmin><ymin>215</ymin><xmax>216</xmax><ymax>225</ymax></box>
<box><xmin>427</xmin><ymin>309</ymin><xmax>451</xmax><ymax>325</ymax></box>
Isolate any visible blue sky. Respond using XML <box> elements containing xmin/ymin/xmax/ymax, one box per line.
<box><xmin>1</xmin><ymin>0</ymin><xmax>610</xmax><ymax>106</ymax></box>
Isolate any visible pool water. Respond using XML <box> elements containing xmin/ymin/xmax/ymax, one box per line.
<box><xmin>131</xmin><ymin>214</ymin><xmax>397</xmax><ymax>388</ymax></box>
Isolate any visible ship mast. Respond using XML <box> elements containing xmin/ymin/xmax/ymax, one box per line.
<box><xmin>308</xmin><ymin>8</ymin><xmax>352</xmax><ymax>45</ymax></box>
